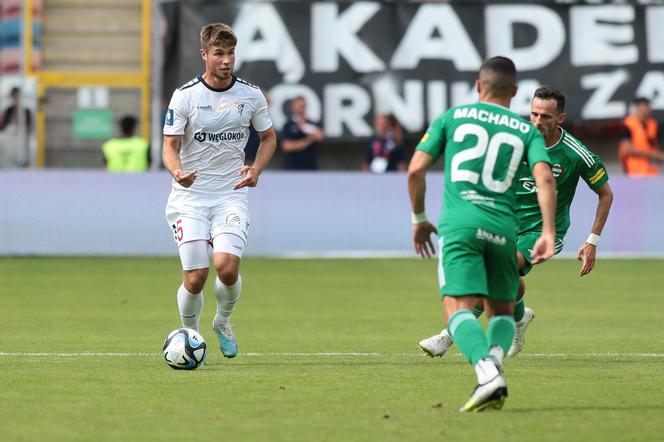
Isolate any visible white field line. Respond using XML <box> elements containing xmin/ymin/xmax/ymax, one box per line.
<box><xmin>1</xmin><ymin>352</ymin><xmax>663</xmax><ymax>358</ymax></box>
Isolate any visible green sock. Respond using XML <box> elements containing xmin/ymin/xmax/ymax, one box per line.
<box><xmin>487</xmin><ymin>315</ymin><xmax>516</xmax><ymax>355</ymax></box>
<box><xmin>513</xmin><ymin>297</ymin><xmax>525</xmax><ymax>322</ymax></box>
<box><xmin>448</xmin><ymin>310</ymin><xmax>489</xmax><ymax>365</ymax></box>
<box><xmin>472</xmin><ymin>305</ymin><xmax>484</xmax><ymax>318</ymax></box>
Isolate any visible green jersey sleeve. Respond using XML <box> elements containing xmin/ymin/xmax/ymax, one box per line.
<box><xmin>415</xmin><ymin>113</ymin><xmax>447</xmax><ymax>161</ymax></box>
<box><xmin>526</xmin><ymin>128</ymin><xmax>551</xmax><ymax>171</ymax></box>
<box><xmin>580</xmin><ymin>150</ymin><xmax>609</xmax><ymax>190</ymax></box>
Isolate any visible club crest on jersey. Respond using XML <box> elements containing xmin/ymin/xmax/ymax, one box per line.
<box><xmin>215</xmin><ymin>101</ymin><xmax>232</xmax><ymax>113</ymax></box>
<box><xmin>552</xmin><ymin>163</ymin><xmax>564</xmax><ymax>177</ymax></box>
<box><xmin>235</xmin><ymin>101</ymin><xmax>246</xmax><ymax>115</ymax></box>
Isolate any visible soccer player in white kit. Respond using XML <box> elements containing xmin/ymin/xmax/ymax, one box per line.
<box><xmin>162</xmin><ymin>23</ymin><xmax>276</xmax><ymax>358</ymax></box>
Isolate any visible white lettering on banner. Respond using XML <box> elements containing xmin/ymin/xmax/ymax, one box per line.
<box><xmin>581</xmin><ymin>70</ymin><xmax>629</xmax><ymax>119</ymax></box>
<box><xmin>636</xmin><ymin>72</ymin><xmax>664</xmax><ymax>110</ymax></box>
<box><xmin>511</xmin><ymin>80</ymin><xmax>541</xmax><ymax>116</ymax></box>
<box><xmin>372</xmin><ymin>78</ymin><xmax>424</xmax><ymax>132</ymax></box>
<box><xmin>225</xmin><ymin>3</ymin><xmax>664</xmax><ymax>135</ymax></box>
<box><xmin>390</xmin><ymin>4</ymin><xmax>481</xmax><ymax>71</ymax></box>
<box><xmin>269</xmin><ymin>79</ymin><xmax>545</xmax><ymax>136</ymax></box>
<box><xmin>324</xmin><ymin>84</ymin><xmax>373</xmax><ymax>137</ymax></box>
<box><xmin>268</xmin><ymin>84</ymin><xmax>321</xmax><ymax>131</ymax></box>
<box><xmin>646</xmin><ymin>7</ymin><xmax>664</xmax><ymax>63</ymax></box>
<box><xmin>233</xmin><ymin>3</ymin><xmax>305</xmax><ymax>82</ymax></box>
<box><xmin>486</xmin><ymin>5</ymin><xmax>565</xmax><ymax>71</ymax></box>
<box><xmin>571</xmin><ymin>5</ymin><xmax>638</xmax><ymax>66</ymax></box>
<box><xmin>312</xmin><ymin>2</ymin><xmax>385</xmax><ymax>74</ymax></box>
<box><xmin>427</xmin><ymin>81</ymin><xmax>447</xmax><ymax>125</ymax></box>
<box><xmin>451</xmin><ymin>82</ymin><xmax>477</xmax><ymax>108</ymax></box>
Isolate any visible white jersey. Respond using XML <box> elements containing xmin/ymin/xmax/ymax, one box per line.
<box><xmin>164</xmin><ymin>75</ymin><xmax>272</xmax><ymax>204</ymax></box>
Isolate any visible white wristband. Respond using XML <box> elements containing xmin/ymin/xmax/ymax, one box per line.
<box><xmin>411</xmin><ymin>212</ymin><xmax>428</xmax><ymax>224</ymax></box>
<box><xmin>586</xmin><ymin>233</ymin><xmax>600</xmax><ymax>246</ymax></box>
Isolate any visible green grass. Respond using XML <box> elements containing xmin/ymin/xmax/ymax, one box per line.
<box><xmin>1</xmin><ymin>258</ymin><xmax>663</xmax><ymax>441</ymax></box>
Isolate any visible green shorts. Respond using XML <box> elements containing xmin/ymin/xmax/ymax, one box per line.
<box><xmin>438</xmin><ymin>227</ymin><xmax>518</xmax><ymax>302</ymax></box>
<box><xmin>516</xmin><ymin>231</ymin><xmax>565</xmax><ymax>276</ymax></box>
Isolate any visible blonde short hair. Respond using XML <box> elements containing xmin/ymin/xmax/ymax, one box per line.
<box><xmin>200</xmin><ymin>23</ymin><xmax>237</xmax><ymax>51</ymax></box>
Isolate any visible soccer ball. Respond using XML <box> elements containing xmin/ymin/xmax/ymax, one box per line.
<box><xmin>162</xmin><ymin>328</ymin><xmax>207</xmax><ymax>370</ymax></box>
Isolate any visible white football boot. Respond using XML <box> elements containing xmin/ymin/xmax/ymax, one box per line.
<box><xmin>418</xmin><ymin>329</ymin><xmax>454</xmax><ymax>357</ymax></box>
<box><xmin>507</xmin><ymin>307</ymin><xmax>535</xmax><ymax>357</ymax></box>
<box><xmin>459</xmin><ymin>357</ymin><xmax>508</xmax><ymax>412</ymax></box>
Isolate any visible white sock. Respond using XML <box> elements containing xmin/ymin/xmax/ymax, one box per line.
<box><xmin>489</xmin><ymin>345</ymin><xmax>505</xmax><ymax>368</ymax></box>
<box><xmin>214</xmin><ymin>275</ymin><xmax>242</xmax><ymax>326</ymax></box>
<box><xmin>177</xmin><ymin>283</ymin><xmax>203</xmax><ymax>332</ymax></box>
<box><xmin>441</xmin><ymin>328</ymin><xmax>453</xmax><ymax>341</ymax></box>
<box><xmin>474</xmin><ymin>358</ymin><xmax>500</xmax><ymax>385</ymax></box>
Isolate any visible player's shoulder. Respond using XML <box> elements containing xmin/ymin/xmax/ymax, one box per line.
<box><xmin>235</xmin><ymin>76</ymin><xmax>261</xmax><ymax>90</ymax></box>
<box><xmin>559</xmin><ymin>127</ymin><xmax>599</xmax><ymax>165</ymax></box>
<box><xmin>233</xmin><ymin>77</ymin><xmax>266</xmax><ymax>103</ymax></box>
<box><xmin>177</xmin><ymin>76</ymin><xmax>203</xmax><ymax>92</ymax></box>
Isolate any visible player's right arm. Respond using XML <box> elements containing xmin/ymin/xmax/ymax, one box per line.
<box><xmin>408</xmin><ymin>150</ymin><xmax>437</xmax><ymax>258</ymax></box>
<box><xmin>527</xmin><ymin>130</ymin><xmax>556</xmax><ymax>264</ymax></box>
<box><xmin>162</xmin><ymin>134</ymin><xmax>197</xmax><ymax>188</ymax></box>
<box><xmin>162</xmin><ymin>89</ymin><xmax>197</xmax><ymax>187</ymax></box>
<box><xmin>408</xmin><ymin>118</ymin><xmax>445</xmax><ymax>259</ymax></box>
<box><xmin>531</xmin><ymin>162</ymin><xmax>555</xmax><ymax>264</ymax></box>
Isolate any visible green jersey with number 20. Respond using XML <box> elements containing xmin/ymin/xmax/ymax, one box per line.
<box><xmin>416</xmin><ymin>102</ymin><xmax>551</xmax><ymax>239</ymax></box>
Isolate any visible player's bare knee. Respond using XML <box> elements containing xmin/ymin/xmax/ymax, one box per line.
<box><xmin>217</xmin><ymin>267</ymin><xmax>239</xmax><ymax>286</ymax></box>
<box><xmin>183</xmin><ymin>269</ymin><xmax>208</xmax><ymax>293</ymax></box>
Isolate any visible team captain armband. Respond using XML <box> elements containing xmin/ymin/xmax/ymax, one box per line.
<box><xmin>411</xmin><ymin>212</ymin><xmax>428</xmax><ymax>224</ymax></box>
<box><xmin>586</xmin><ymin>233</ymin><xmax>600</xmax><ymax>246</ymax></box>
<box><xmin>589</xmin><ymin>168</ymin><xmax>606</xmax><ymax>185</ymax></box>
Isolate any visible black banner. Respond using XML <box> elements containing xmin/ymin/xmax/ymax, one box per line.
<box><xmin>163</xmin><ymin>1</ymin><xmax>664</xmax><ymax>139</ymax></box>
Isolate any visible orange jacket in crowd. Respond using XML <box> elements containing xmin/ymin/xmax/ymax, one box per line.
<box><xmin>620</xmin><ymin>115</ymin><xmax>660</xmax><ymax>177</ymax></box>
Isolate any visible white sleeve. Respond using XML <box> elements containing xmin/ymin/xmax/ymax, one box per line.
<box><xmin>251</xmin><ymin>90</ymin><xmax>273</xmax><ymax>133</ymax></box>
<box><xmin>163</xmin><ymin>89</ymin><xmax>189</xmax><ymax>135</ymax></box>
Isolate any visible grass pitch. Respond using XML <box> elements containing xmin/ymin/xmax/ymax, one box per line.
<box><xmin>1</xmin><ymin>258</ymin><xmax>663</xmax><ymax>442</ymax></box>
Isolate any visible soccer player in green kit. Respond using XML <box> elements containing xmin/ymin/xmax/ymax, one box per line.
<box><xmin>408</xmin><ymin>57</ymin><xmax>557</xmax><ymax>412</ymax></box>
<box><xmin>418</xmin><ymin>86</ymin><xmax>614</xmax><ymax>359</ymax></box>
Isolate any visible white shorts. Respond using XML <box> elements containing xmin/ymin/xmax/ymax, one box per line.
<box><xmin>165</xmin><ymin>194</ymin><xmax>249</xmax><ymax>268</ymax></box>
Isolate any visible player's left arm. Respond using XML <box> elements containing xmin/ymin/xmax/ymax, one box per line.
<box><xmin>235</xmin><ymin>91</ymin><xmax>277</xmax><ymax>190</ymax></box>
<box><xmin>577</xmin><ymin>151</ymin><xmax>614</xmax><ymax>276</ymax></box>
<box><xmin>234</xmin><ymin>126</ymin><xmax>276</xmax><ymax>190</ymax></box>
<box><xmin>577</xmin><ymin>182</ymin><xmax>613</xmax><ymax>276</ymax></box>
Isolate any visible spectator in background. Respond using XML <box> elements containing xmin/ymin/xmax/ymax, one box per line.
<box><xmin>619</xmin><ymin>97</ymin><xmax>664</xmax><ymax>177</ymax></box>
<box><xmin>102</xmin><ymin>115</ymin><xmax>150</xmax><ymax>172</ymax></box>
<box><xmin>243</xmin><ymin>125</ymin><xmax>260</xmax><ymax>165</ymax></box>
<box><xmin>0</xmin><ymin>86</ymin><xmax>33</xmax><ymax>168</ymax></box>
<box><xmin>1</xmin><ymin>87</ymin><xmax>32</xmax><ymax>132</ymax></box>
<box><xmin>363</xmin><ymin>113</ymin><xmax>406</xmax><ymax>173</ymax></box>
<box><xmin>280</xmin><ymin>96</ymin><xmax>323</xmax><ymax>170</ymax></box>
